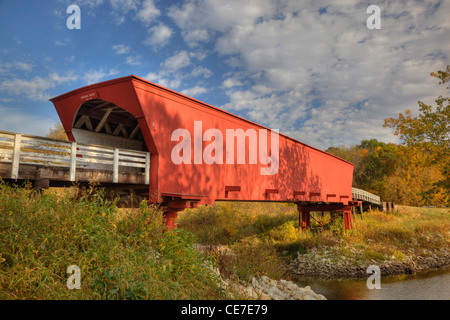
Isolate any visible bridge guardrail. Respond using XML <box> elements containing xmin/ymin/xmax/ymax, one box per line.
<box><xmin>352</xmin><ymin>187</ymin><xmax>380</xmax><ymax>205</ymax></box>
<box><xmin>0</xmin><ymin>130</ymin><xmax>150</xmax><ymax>184</ymax></box>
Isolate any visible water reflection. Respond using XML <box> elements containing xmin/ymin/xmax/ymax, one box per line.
<box><xmin>292</xmin><ymin>267</ymin><xmax>450</xmax><ymax>300</ymax></box>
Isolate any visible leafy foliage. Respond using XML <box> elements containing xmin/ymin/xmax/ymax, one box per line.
<box><xmin>384</xmin><ymin>66</ymin><xmax>450</xmax><ymax>198</ymax></box>
<box><xmin>0</xmin><ymin>181</ymin><xmax>226</xmax><ymax>300</ymax></box>
<box><xmin>327</xmin><ymin>140</ymin><xmax>447</xmax><ymax>206</ymax></box>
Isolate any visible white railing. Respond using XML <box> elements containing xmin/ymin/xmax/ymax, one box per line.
<box><xmin>352</xmin><ymin>187</ymin><xmax>380</xmax><ymax>205</ymax></box>
<box><xmin>0</xmin><ymin>130</ymin><xmax>150</xmax><ymax>184</ymax></box>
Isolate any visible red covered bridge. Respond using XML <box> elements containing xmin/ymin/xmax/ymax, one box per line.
<box><xmin>49</xmin><ymin>75</ymin><xmax>357</xmax><ymax>230</ymax></box>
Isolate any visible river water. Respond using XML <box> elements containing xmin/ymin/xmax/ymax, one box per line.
<box><xmin>293</xmin><ymin>267</ymin><xmax>450</xmax><ymax>300</ymax></box>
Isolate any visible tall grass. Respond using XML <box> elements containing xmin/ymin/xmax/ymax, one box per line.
<box><xmin>178</xmin><ymin>202</ymin><xmax>450</xmax><ymax>280</ymax></box>
<box><xmin>0</xmin><ymin>181</ymin><xmax>226</xmax><ymax>300</ymax></box>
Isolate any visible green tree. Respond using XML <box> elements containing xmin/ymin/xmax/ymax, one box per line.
<box><xmin>359</xmin><ymin>139</ymin><xmax>400</xmax><ymax>190</ymax></box>
<box><xmin>327</xmin><ymin>140</ymin><xmax>447</xmax><ymax>206</ymax></box>
<box><xmin>384</xmin><ymin>66</ymin><xmax>450</xmax><ymax>199</ymax></box>
<box><xmin>327</xmin><ymin>144</ymin><xmax>369</xmax><ymax>189</ymax></box>
<box><xmin>327</xmin><ymin>139</ymin><xmax>400</xmax><ymax>194</ymax></box>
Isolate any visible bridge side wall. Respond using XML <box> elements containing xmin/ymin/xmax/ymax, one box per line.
<box><xmin>131</xmin><ymin>77</ymin><xmax>353</xmax><ymax>205</ymax></box>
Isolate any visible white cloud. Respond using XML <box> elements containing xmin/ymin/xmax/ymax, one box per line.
<box><xmin>83</xmin><ymin>68</ymin><xmax>120</xmax><ymax>85</ymax></box>
<box><xmin>125</xmin><ymin>55</ymin><xmax>141</xmax><ymax>65</ymax></box>
<box><xmin>191</xmin><ymin>66</ymin><xmax>212</xmax><ymax>78</ymax></box>
<box><xmin>0</xmin><ymin>72</ymin><xmax>77</xmax><ymax>101</ymax></box>
<box><xmin>144</xmin><ymin>23</ymin><xmax>173</xmax><ymax>48</ymax></box>
<box><xmin>112</xmin><ymin>44</ymin><xmax>131</xmax><ymax>55</ymax></box>
<box><xmin>65</xmin><ymin>55</ymin><xmax>75</xmax><ymax>62</ymax></box>
<box><xmin>144</xmin><ymin>51</ymin><xmax>212</xmax><ymax>89</ymax></box>
<box><xmin>78</xmin><ymin>0</ymin><xmax>105</xmax><ymax>8</ymax></box>
<box><xmin>109</xmin><ymin>0</ymin><xmax>140</xmax><ymax>24</ymax></box>
<box><xmin>110</xmin><ymin>0</ymin><xmax>140</xmax><ymax>12</ymax></box>
<box><xmin>181</xmin><ymin>86</ymin><xmax>208</xmax><ymax>97</ymax></box>
<box><xmin>137</xmin><ymin>0</ymin><xmax>160</xmax><ymax>25</ymax></box>
<box><xmin>0</xmin><ymin>62</ymin><xmax>33</xmax><ymax>73</ymax></box>
<box><xmin>161</xmin><ymin>51</ymin><xmax>191</xmax><ymax>71</ymax></box>
<box><xmin>168</xmin><ymin>0</ymin><xmax>275</xmax><ymax>35</ymax></box>
<box><xmin>181</xmin><ymin>29</ymin><xmax>210</xmax><ymax>47</ymax></box>
<box><xmin>222</xmin><ymin>76</ymin><xmax>243</xmax><ymax>88</ymax></box>
<box><xmin>145</xmin><ymin>72</ymin><xmax>182</xmax><ymax>89</ymax></box>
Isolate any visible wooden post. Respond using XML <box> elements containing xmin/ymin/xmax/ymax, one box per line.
<box><xmin>113</xmin><ymin>148</ymin><xmax>119</xmax><ymax>183</ymax></box>
<box><xmin>296</xmin><ymin>204</ymin><xmax>311</xmax><ymax>230</ymax></box>
<box><xmin>35</xmin><ymin>179</ymin><xmax>50</xmax><ymax>190</ymax></box>
<box><xmin>301</xmin><ymin>211</ymin><xmax>311</xmax><ymax>231</ymax></box>
<box><xmin>69</xmin><ymin>142</ymin><xmax>77</xmax><ymax>182</ymax></box>
<box><xmin>163</xmin><ymin>208</ymin><xmax>178</xmax><ymax>230</ymax></box>
<box><xmin>11</xmin><ymin>133</ymin><xmax>21</xmax><ymax>179</ymax></box>
<box><xmin>144</xmin><ymin>152</ymin><xmax>150</xmax><ymax>185</ymax></box>
<box><xmin>343</xmin><ymin>210</ymin><xmax>352</xmax><ymax>230</ymax></box>
<box><xmin>351</xmin><ymin>207</ymin><xmax>357</xmax><ymax>230</ymax></box>
<box><xmin>359</xmin><ymin>202</ymin><xmax>364</xmax><ymax>219</ymax></box>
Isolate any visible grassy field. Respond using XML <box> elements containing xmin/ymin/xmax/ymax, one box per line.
<box><xmin>0</xmin><ymin>181</ymin><xmax>227</xmax><ymax>300</ymax></box>
<box><xmin>178</xmin><ymin>202</ymin><xmax>450</xmax><ymax>280</ymax></box>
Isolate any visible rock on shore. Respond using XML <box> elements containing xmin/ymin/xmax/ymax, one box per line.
<box><xmin>195</xmin><ymin>244</ymin><xmax>326</xmax><ymax>300</ymax></box>
<box><xmin>288</xmin><ymin>246</ymin><xmax>450</xmax><ymax>279</ymax></box>
<box><xmin>223</xmin><ymin>275</ymin><xmax>326</xmax><ymax>300</ymax></box>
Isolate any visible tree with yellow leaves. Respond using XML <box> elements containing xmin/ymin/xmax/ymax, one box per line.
<box><xmin>384</xmin><ymin>66</ymin><xmax>449</xmax><ymax>204</ymax></box>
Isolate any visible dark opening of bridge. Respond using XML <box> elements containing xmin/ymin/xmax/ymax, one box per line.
<box><xmin>72</xmin><ymin>99</ymin><xmax>148</xmax><ymax>153</ymax></box>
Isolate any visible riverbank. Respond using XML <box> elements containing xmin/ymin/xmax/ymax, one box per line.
<box><xmin>179</xmin><ymin>203</ymin><xmax>450</xmax><ymax>282</ymax></box>
<box><xmin>288</xmin><ymin>244</ymin><xmax>450</xmax><ymax>280</ymax></box>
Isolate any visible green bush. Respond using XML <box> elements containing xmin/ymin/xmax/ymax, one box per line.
<box><xmin>267</xmin><ymin>221</ymin><xmax>298</xmax><ymax>242</ymax></box>
<box><xmin>0</xmin><ymin>181</ymin><xmax>226</xmax><ymax>300</ymax></box>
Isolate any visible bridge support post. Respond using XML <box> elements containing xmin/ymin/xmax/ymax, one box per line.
<box><xmin>301</xmin><ymin>211</ymin><xmax>311</xmax><ymax>231</ymax></box>
<box><xmin>343</xmin><ymin>210</ymin><xmax>352</xmax><ymax>231</ymax></box>
<box><xmin>297</xmin><ymin>204</ymin><xmax>311</xmax><ymax>231</ymax></box>
<box><xmin>163</xmin><ymin>207</ymin><xmax>180</xmax><ymax>230</ymax></box>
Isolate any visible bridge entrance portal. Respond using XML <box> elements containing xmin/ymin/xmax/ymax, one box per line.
<box><xmin>72</xmin><ymin>99</ymin><xmax>148</xmax><ymax>153</ymax></box>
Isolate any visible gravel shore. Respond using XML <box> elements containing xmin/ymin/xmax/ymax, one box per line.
<box><xmin>223</xmin><ymin>275</ymin><xmax>327</xmax><ymax>300</ymax></box>
<box><xmin>288</xmin><ymin>246</ymin><xmax>450</xmax><ymax>279</ymax></box>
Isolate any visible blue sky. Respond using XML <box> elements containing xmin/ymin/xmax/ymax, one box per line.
<box><xmin>0</xmin><ymin>0</ymin><xmax>448</xmax><ymax>150</ymax></box>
